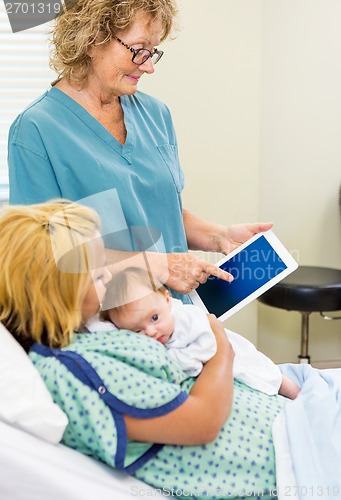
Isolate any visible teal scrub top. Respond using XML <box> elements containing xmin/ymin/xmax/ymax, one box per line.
<box><xmin>8</xmin><ymin>87</ymin><xmax>189</xmax><ymax>301</ymax></box>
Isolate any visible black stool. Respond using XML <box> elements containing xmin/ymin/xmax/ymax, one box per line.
<box><xmin>258</xmin><ymin>265</ymin><xmax>341</xmax><ymax>363</ymax></box>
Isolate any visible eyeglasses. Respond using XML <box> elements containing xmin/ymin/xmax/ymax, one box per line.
<box><xmin>113</xmin><ymin>36</ymin><xmax>164</xmax><ymax>65</ymax></box>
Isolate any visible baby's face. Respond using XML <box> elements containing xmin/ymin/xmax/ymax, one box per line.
<box><xmin>110</xmin><ymin>291</ymin><xmax>174</xmax><ymax>344</ymax></box>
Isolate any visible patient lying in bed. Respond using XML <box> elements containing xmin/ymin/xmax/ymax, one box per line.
<box><xmin>2</xmin><ymin>201</ymin><xmax>340</xmax><ymax>499</ymax></box>
<box><xmin>90</xmin><ymin>267</ymin><xmax>300</xmax><ymax>399</ymax></box>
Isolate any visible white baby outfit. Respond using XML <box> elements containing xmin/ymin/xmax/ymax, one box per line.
<box><xmin>167</xmin><ymin>299</ymin><xmax>282</xmax><ymax>394</ymax></box>
<box><xmin>87</xmin><ymin>298</ymin><xmax>282</xmax><ymax>395</ymax></box>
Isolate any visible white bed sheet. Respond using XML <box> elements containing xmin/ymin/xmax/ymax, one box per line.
<box><xmin>0</xmin><ymin>420</ymin><xmax>163</xmax><ymax>500</ymax></box>
<box><xmin>272</xmin><ymin>410</ymin><xmax>296</xmax><ymax>499</ymax></box>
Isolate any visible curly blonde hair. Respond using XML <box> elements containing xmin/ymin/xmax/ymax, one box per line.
<box><xmin>0</xmin><ymin>200</ymin><xmax>100</xmax><ymax>350</ymax></box>
<box><xmin>50</xmin><ymin>0</ymin><xmax>178</xmax><ymax>83</ymax></box>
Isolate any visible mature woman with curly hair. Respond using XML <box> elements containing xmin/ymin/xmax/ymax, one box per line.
<box><xmin>8</xmin><ymin>0</ymin><xmax>272</xmax><ymax>303</ymax></box>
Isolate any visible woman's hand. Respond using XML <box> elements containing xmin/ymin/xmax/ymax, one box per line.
<box><xmin>207</xmin><ymin>314</ymin><xmax>234</xmax><ymax>353</ymax></box>
<box><xmin>182</xmin><ymin>209</ymin><xmax>273</xmax><ymax>255</ymax></box>
<box><xmin>217</xmin><ymin>222</ymin><xmax>273</xmax><ymax>255</ymax></box>
<box><xmin>153</xmin><ymin>218</ymin><xmax>273</xmax><ymax>294</ymax></box>
<box><xmin>105</xmin><ymin>212</ymin><xmax>273</xmax><ymax>295</ymax></box>
<box><xmin>124</xmin><ymin>315</ymin><xmax>235</xmax><ymax>446</ymax></box>
<box><xmin>104</xmin><ymin>248</ymin><xmax>233</xmax><ymax>294</ymax></box>
<box><xmin>164</xmin><ymin>252</ymin><xmax>233</xmax><ymax>294</ymax></box>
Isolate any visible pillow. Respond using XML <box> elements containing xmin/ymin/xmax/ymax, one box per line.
<box><xmin>0</xmin><ymin>322</ymin><xmax>68</xmax><ymax>444</ymax></box>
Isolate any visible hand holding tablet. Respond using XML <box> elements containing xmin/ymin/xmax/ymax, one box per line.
<box><xmin>189</xmin><ymin>230</ymin><xmax>298</xmax><ymax>321</ymax></box>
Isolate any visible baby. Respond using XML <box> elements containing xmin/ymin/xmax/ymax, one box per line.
<box><xmin>90</xmin><ymin>267</ymin><xmax>300</xmax><ymax>399</ymax></box>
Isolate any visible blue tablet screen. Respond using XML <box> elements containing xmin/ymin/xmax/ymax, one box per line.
<box><xmin>195</xmin><ymin>235</ymin><xmax>288</xmax><ymax>317</ymax></box>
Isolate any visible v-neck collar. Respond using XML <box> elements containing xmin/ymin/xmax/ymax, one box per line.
<box><xmin>48</xmin><ymin>87</ymin><xmax>134</xmax><ymax>164</ymax></box>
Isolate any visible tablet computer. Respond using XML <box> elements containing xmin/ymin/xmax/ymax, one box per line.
<box><xmin>189</xmin><ymin>230</ymin><xmax>298</xmax><ymax>321</ymax></box>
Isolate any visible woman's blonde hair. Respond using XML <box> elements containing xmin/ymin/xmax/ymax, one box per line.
<box><xmin>0</xmin><ymin>200</ymin><xmax>100</xmax><ymax>350</ymax></box>
<box><xmin>50</xmin><ymin>0</ymin><xmax>178</xmax><ymax>83</ymax></box>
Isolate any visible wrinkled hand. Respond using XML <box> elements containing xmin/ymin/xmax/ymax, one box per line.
<box><xmin>164</xmin><ymin>252</ymin><xmax>233</xmax><ymax>294</ymax></box>
<box><xmin>218</xmin><ymin>222</ymin><xmax>273</xmax><ymax>255</ymax></box>
<box><xmin>144</xmin><ymin>222</ymin><xmax>273</xmax><ymax>295</ymax></box>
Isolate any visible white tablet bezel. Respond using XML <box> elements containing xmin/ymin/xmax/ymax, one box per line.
<box><xmin>189</xmin><ymin>230</ymin><xmax>298</xmax><ymax>321</ymax></box>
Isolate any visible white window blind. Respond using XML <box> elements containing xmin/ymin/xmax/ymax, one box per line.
<box><xmin>0</xmin><ymin>2</ymin><xmax>55</xmax><ymax>201</ymax></box>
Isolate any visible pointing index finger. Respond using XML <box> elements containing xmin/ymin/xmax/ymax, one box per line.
<box><xmin>203</xmin><ymin>263</ymin><xmax>234</xmax><ymax>282</ymax></box>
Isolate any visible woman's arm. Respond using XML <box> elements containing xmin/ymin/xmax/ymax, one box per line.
<box><xmin>124</xmin><ymin>315</ymin><xmax>235</xmax><ymax>446</ymax></box>
<box><xmin>182</xmin><ymin>209</ymin><xmax>273</xmax><ymax>254</ymax></box>
<box><xmin>104</xmin><ymin>207</ymin><xmax>272</xmax><ymax>296</ymax></box>
<box><xmin>105</xmin><ymin>248</ymin><xmax>233</xmax><ymax>296</ymax></box>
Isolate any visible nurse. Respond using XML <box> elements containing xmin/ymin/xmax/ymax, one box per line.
<box><xmin>8</xmin><ymin>0</ymin><xmax>272</xmax><ymax>302</ymax></box>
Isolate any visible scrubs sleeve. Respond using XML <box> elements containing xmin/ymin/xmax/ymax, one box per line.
<box><xmin>8</xmin><ymin>143</ymin><xmax>62</xmax><ymax>204</ymax></box>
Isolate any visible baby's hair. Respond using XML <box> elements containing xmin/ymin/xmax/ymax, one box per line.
<box><xmin>101</xmin><ymin>266</ymin><xmax>168</xmax><ymax>321</ymax></box>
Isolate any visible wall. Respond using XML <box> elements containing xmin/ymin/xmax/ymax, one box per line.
<box><xmin>2</xmin><ymin>0</ymin><xmax>340</xmax><ymax>363</ymax></box>
<box><xmin>140</xmin><ymin>0</ymin><xmax>263</xmax><ymax>344</ymax></box>
<box><xmin>142</xmin><ymin>0</ymin><xmax>341</xmax><ymax>364</ymax></box>
<box><xmin>259</xmin><ymin>0</ymin><xmax>341</xmax><ymax>363</ymax></box>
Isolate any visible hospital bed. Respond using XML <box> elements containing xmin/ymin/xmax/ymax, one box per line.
<box><xmin>0</xmin><ymin>322</ymin><xmax>162</xmax><ymax>499</ymax></box>
<box><xmin>0</xmin><ymin>419</ymin><xmax>160</xmax><ymax>500</ymax></box>
<box><xmin>1</xmin><ymin>322</ymin><xmax>340</xmax><ymax>500</ymax></box>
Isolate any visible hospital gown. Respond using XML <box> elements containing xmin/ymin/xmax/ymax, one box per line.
<box><xmin>30</xmin><ymin>330</ymin><xmax>286</xmax><ymax>499</ymax></box>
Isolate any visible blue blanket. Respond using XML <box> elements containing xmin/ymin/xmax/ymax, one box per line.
<box><xmin>279</xmin><ymin>363</ymin><xmax>341</xmax><ymax>499</ymax></box>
